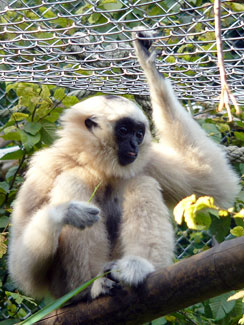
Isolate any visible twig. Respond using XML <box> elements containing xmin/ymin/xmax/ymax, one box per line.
<box><xmin>3</xmin><ymin>151</ymin><xmax>26</xmax><ymax>205</ymax></box>
<box><xmin>214</xmin><ymin>0</ymin><xmax>241</xmax><ymax>122</ymax></box>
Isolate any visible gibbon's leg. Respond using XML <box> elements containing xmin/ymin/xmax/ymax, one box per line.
<box><xmin>132</xmin><ymin>29</ymin><xmax>240</xmax><ymax>207</ymax></box>
<box><xmin>109</xmin><ymin>175</ymin><xmax>174</xmax><ymax>286</ymax></box>
<box><xmin>9</xmin><ymin>170</ymin><xmax>108</xmax><ymax>298</ymax></box>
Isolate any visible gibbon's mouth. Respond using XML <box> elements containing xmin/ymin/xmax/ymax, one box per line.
<box><xmin>119</xmin><ymin>151</ymin><xmax>138</xmax><ymax>166</ymax></box>
<box><xmin>127</xmin><ymin>151</ymin><xmax>137</xmax><ymax>157</ymax></box>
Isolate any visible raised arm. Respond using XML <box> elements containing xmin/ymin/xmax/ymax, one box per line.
<box><xmin>133</xmin><ymin>29</ymin><xmax>240</xmax><ymax>207</ymax></box>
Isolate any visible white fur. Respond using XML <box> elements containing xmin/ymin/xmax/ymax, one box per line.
<box><xmin>8</xmin><ymin>29</ymin><xmax>240</xmax><ymax>301</ymax></box>
<box><xmin>109</xmin><ymin>255</ymin><xmax>155</xmax><ymax>286</ymax></box>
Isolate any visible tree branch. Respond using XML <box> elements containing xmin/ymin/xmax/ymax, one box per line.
<box><xmin>38</xmin><ymin>236</ymin><xmax>244</xmax><ymax>325</ymax></box>
<box><xmin>214</xmin><ymin>0</ymin><xmax>240</xmax><ymax>121</ymax></box>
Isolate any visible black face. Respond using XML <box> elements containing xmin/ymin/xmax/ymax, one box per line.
<box><xmin>114</xmin><ymin>117</ymin><xmax>145</xmax><ymax>166</ymax></box>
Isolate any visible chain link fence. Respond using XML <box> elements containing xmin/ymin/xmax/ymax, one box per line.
<box><xmin>0</xmin><ymin>0</ymin><xmax>244</xmax><ymax>101</ymax></box>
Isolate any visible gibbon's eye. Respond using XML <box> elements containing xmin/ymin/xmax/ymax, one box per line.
<box><xmin>119</xmin><ymin>126</ymin><xmax>128</xmax><ymax>135</ymax></box>
<box><xmin>85</xmin><ymin>118</ymin><xmax>97</xmax><ymax>129</ymax></box>
<box><xmin>136</xmin><ymin>130</ymin><xmax>144</xmax><ymax>140</ymax></box>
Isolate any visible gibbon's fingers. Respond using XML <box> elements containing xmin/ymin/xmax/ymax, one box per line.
<box><xmin>51</xmin><ymin>201</ymin><xmax>100</xmax><ymax>229</ymax></box>
<box><xmin>109</xmin><ymin>255</ymin><xmax>155</xmax><ymax>286</ymax></box>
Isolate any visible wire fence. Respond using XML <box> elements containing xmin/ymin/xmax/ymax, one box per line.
<box><xmin>0</xmin><ymin>0</ymin><xmax>244</xmax><ymax>103</ymax></box>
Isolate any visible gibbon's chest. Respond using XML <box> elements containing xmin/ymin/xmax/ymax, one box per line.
<box><xmin>95</xmin><ymin>185</ymin><xmax>122</xmax><ymax>246</ymax></box>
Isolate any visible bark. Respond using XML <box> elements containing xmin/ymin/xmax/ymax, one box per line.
<box><xmin>38</xmin><ymin>236</ymin><xmax>244</xmax><ymax>325</ymax></box>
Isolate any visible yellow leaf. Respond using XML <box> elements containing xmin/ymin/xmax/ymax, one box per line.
<box><xmin>228</xmin><ymin>290</ymin><xmax>244</xmax><ymax>301</ymax></box>
<box><xmin>234</xmin><ymin>209</ymin><xmax>244</xmax><ymax>219</ymax></box>
<box><xmin>0</xmin><ymin>233</ymin><xmax>7</xmax><ymax>258</ymax></box>
<box><xmin>165</xmin><ymin>315</ymin><xmax>176</xmax><ymax>322</ymax></box>
<box><xmin>173</xmin><ymin>194</ymin><xmax>196</xmax><ymax>225</ymax></box>
<box><xmin>230</xmin><ymin>226</ymin><xmax>244</xmax><ymax>237</ymax></box>
<box><xmin>195</xmin><ymin>196</ymin><xmax>216</xmax><ymax>211</ymax></box>
<box><xmin>219</xmin><ymin>210</ymin><xmax>229</xmax><ymax>217</ymax></box>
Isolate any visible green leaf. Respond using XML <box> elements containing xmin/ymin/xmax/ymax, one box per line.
<box><xmin>209</xmin><ymin>292</ymin><xmax>236</xmax><ymax>321</ymax></box>
<box><xmin>40</xmin><ymin>122</ymin><xmax>57</xmax><ymax>145</ymax></box>
<box><xmin>54</xmin><ymin>88</ymin><xmax>66</xmax><ymax>101</ymax></box>
<box><xmin>20</xmin><ymin>130</ymin><xmax>41</xmax><ymax>151</ymax></box>
<box><xmin>9</xmin><ymin>112</ymin><xmax>29</xmax><ymax>122</ymax></box>
<box><xmin>5</xmin><ymin>166</ymin><xmax>18</xmax><ymax>182</ymax></box>
<box><xmin>62</xmin><ymin>96</ymin><xmax>79</xmax><ymax>107</ymax></box>
<box><xmin>41</xmin><ymin>85</ymin><xmax>51</xmax><ymax>98</ymax></box>
<box><xmin>232</xmin><ymin>3</ymin><xmax>244</xmax><ymax>11</ymax></box>
<box><xmin>102</xmin><ymin>1</ymin><xmax>123</xmax><ymax>10</ymax></box>
<box><xmin>230</xmin><ymin>226</ymin><xmax>244</xmax><ymax>237</ymax></box>
<box><xmin>24</xmin><ymin>122</ymin><xmax>42</xmax><ymax>135</ymax></box>
<box><xmin>5</xmin><ymin>291</ymin><xmax>37</xmax><ymax>306</ymax></box>
<box><xmin>88</xmin><ymin>12</ymin><xmax>102</xmax><ymax>24</ymax></box>
<box><xmin>0</xmin><ymin>319</ymin><xmax>18</xmax><ymax>324</ymax></box>
<box><xmin>0</xmin><ymin>216</ymin><xmax>9</xmax><ymax>228</ymax></box>
<box><xmin>202</xmin><ymin>123</ymin><xmax>222</xmax><ymax>143</ymax></box>
<box><xmin>209</xmin><ymin>214</ymin><xmax>231</xmax><ymax>243</ymax></box>
<box><xmin>194</xmin><ymin>210</ymin><xmax>212</xmax><ymax>230</ymax></box>
<box><xmin>216</xmin><ymin>123</ymin><xmax>230</xmax><ymax>133</ymax></box>
<box><xmin>151</xmin><ymin>316</ymin><xmax>167</xmax><ymax>324</ymax></box>
<box><xmin>2</xmin><ymin>130</ymin><xmax>21</xmax><ymax>141</ymax></box>
<box><xmin>0</xmin><ymin>149</ymin><xmax>24</xmax><ymax>160</ymax></box>
<box><xmin>6</xmin><ymin>83</ymin><xmax>18</xmax><ymax>93</ymax></box>
<box><xmin>234</xmin><ymin>132</ymin><xmax>244</xmax><ymax>143</ymax></box>
<box><xmin>44</xmin><ymin>112</ymin><xmax>60</xmax><ymax>123</ymax></box>
<box><xmin>39</xmin><ymin>7</ymin><xmax>56</xmax><ymax>19</ymax></box>
<box><xmin>19</xmin><ymin>276</ymin><xmax>101</xmax><ymax>325</ymax></box>
<box><xmin>0</xmin><ymin>182</ymin><xmax>9</xmax><ymax>194</ymax></box>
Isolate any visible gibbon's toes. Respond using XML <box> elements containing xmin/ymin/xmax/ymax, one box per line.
<box><xmin>110</xmin><ymin>255</ymin><xmax>155</xmax><ymax>286</ymax></box>
<box><xmin>90</xmin><ymin>277</ymin><xmax>121</xmax><ymax>299</ymax></box>
<box><xmin>64</xmin><ymin>201</ymin><xmax>100</xmax><ymax>229</ymax></box>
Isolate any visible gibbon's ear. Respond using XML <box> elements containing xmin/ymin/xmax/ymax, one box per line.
<box><xmin>84</xmin><ymin>116</ymin><xmax>98</xmax><ymax>130</ymax></box>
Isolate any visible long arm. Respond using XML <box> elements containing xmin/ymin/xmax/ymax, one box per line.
<box><xmin>133</xmin><ymin>29</ymin><xmax>240</xmax><ymax>207</ymax></box>
<box><xmin>8</xmin><ymin>168</ymin><xmax>100</xmax><ymax>298</ymax></box>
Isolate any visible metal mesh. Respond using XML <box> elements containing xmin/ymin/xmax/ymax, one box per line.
<box><xmin>0</xmin><ymin>0</ymin><xmax>244</xmax><ymax>103</ymax></box>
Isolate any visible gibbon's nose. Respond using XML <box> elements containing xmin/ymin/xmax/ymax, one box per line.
<box><xmin>130</xmin><ymin>136</ymin><xmax>138</xmax><ymax>150</ymax></box>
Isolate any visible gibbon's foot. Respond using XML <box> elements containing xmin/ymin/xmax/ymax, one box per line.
<box><xmin>51</xmin><ymin>201</ymin><xmax>100</xmax><ymax>229</ymax></box>
<box><xmin>90</xmin><ymin>277</ymin><xmax>121</xmax><ymax>299</ymax></box>
<box><xmin>109</xmin><ymin>255</ymin><xmax>155</xmax><ymax>286</ymax></box>
<box><xmin>90</xmin><ymin>261</ymin><xmax>121</xmax><ymax>299</ymax></box>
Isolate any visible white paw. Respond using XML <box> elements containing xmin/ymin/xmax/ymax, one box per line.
<box><xmin>90</xmin><ymin>277</ymin><xmax>120</xmax><ymax>299</ymax></box>
<box><xmin>110</xmin><ymin>255</ymin><xmax>155</xmax><ymax>286</ymax></box>
<box><xmin>50</xmin><ymin>201</ymin><xmax>100</xmax><ymax>229</ymax></box>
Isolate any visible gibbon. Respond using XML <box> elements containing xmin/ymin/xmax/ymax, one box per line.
<box><xmin>8</xmin><ymin>29</ymin><xmax>239</xmax><ymax>301</ymax></box>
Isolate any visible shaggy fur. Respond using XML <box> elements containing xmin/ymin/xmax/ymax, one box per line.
<box><xmin>8</xmin><ymin>29</ymin><xmax>240</xmax><ymax>301</ymax></box>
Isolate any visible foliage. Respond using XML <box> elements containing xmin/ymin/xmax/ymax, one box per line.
<box><xmin>19</xmin><ymin>276</ymin><xmax>101</xmax><ymax>325</ymax></box>
<box><xmin>0</xmin><ymin>82</ymin><xmax>80</xmax><ymax>321</ymax></box>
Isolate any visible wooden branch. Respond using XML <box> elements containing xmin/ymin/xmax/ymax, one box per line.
<box><xmin>214</xmin><ymin>0</ymin><xmax>240</xmax><ymax>121</ymax></box>
<box><xmin>38</xmin><ymin>236</ymin><xmax>244</xmax><ymax>325</ymax></box>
